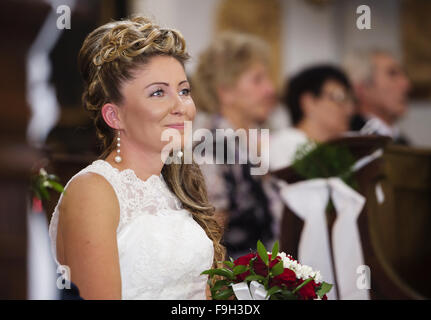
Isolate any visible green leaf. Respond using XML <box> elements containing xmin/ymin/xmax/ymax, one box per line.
<box><xmin>245</xmin><ymin>274</ymin><xmax>266</xmax><ymax>282</ymax></box>
<box><xmin>292</xmin><ymin>277</ymin><xmax>313</xmax><ymax>294</ymax></box>
<box><xmin>229</xmin><ymin>256</ymin><xmax>235</xmax><ymax>263</ymax></box>
<box><xmin>317</xmin><ymin>282</ymin><xmax>333</xmax><ymax>298</ymax></box>
<box><xmin>232</xmin><ymin>265</ymin><xmax>247</xmax><ymax>275</ymax></box>
<box><xmin>265</xmin><ymin>285</ymin><xmax>282</xmax><ymax>299</ymax></box>
<box><xmin>212</xmin><ymin>279</ymin><xmax>232</xmax><ymax>292</ymax></box>
<box><xmin>38</xmin><ymin>185</ymin><xmax>50</xmax><ymax>201</ymax></box>
<box><xmin>270</xmin><ymin>261</ymin><xmax>284</xmax><ymax>277</ymax></box>
<box><xmin>219</xmin><ymin>268</ymin><xmax>235</xmax><ymax>279</ymax></box>
<box><xmin>49</xmin><ymin>181</ymin><xmax>65</xmax><ymax>193</ymax></box>
<box><xmin>279</xmin><ymin>289</ymin><xmax>297</xmax><ymax>300</ymax></box>
<box><xmin>257</xmin><ymin>240</ymin><xmax>269</xmax><ymax>266</ymax></box>
<box><xmin>271</xmin><ymin>241</ymin><xmax>279</xmax><ymax>261</ymax></box>
<box><xmin>223</xmin><ymin>261</ymin><xmax>234</xmax><ymax>269</ymax></box>
<box><xmin>201</xmin><ymin>269</ymin><xmax>222</xmax><ymax>277</ymax></box>
<box><xmin>201</xmin><ymin>268</ymin><xmax>235</xmax><ymax>280</ymax></box>
<box><xmin>201</xmin><ymin>269</ymin><xmax>214</xmax><ymax>276</ymax></box>
<box><xmin>212</xmin><ymin>288</ymin><xmax>234</xmax><ymax>300</ymax></box>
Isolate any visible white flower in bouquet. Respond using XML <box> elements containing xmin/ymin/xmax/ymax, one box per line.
<box><xmin>268</xmin><ymin>251</ymin><xmax>323</xmax><ymax>283</ymax></box>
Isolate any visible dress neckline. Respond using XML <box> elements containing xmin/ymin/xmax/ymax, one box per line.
<box><xmin>94</xmin><ymin>159</ymin><xmax>164</xmax><ymax>186</ymax></box>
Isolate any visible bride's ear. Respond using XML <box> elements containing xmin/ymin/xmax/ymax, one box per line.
<box><xmin>101</xmin><ymin>103</ymin><xmax>122</xmax><ymax>130</ymax></box>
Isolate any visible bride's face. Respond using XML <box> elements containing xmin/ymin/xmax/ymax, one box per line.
<box><xmin>116</xmin><ymin>55</ymin><xmax>196</xmax><ymax>153</ymax></box>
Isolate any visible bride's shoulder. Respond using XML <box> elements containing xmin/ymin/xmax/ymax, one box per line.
<box><xmin>58</xmin><ymin>172</ymin><xmax>120</xmax><ymax>224</ymax></box>
<box><xmin>65</xmin><ymin>171</ymin><xmax>115</xmax><ymax>197</ymax></box>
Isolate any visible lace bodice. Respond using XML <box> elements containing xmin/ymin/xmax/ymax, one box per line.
<box><xmin>48</xmin><ymin>160</ymin><xmax>214</xmax><ymax>299</ymax></box>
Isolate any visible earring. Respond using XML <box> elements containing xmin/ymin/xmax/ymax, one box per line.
<box><xmin>177</xmin><ymin>150</ymin><xmax>183</xmax><ymax>158</ymax></box>
<box><xmin>115</xmin><ymin>131</ymin><xmax>122</xmax><ymax>163</ymax></box>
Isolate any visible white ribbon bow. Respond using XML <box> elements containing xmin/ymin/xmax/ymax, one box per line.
<box><xmin>232</xmin><ymin>281</ymin><xmax>269</xmax><ymax>300</ymax></box>
<box><xmin>278</xmin><ymin>177</ymin><xmax>370</xmax><ymax>300</ymax></box>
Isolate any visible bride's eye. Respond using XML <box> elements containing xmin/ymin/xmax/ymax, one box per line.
<box><xmin>179</xmin><ymin>88</ymin><xmax>191</xmax><ymax>96</ymax></box>
<box><xmin>150</xmin><ymin>88</ymin><xmax>164</xmax><ymax>97</ymax></box>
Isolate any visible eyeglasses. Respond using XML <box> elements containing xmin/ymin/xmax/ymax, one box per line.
<box><xmin>319</xmin><ymin>89</ymin><xmax>354</xmax><ymax>105</ymax></box>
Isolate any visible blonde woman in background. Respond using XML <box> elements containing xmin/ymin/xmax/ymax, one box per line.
<box><xmin>48</xmin><ymin>16</ymin><xmax>224</xmax><ymax>300</ymax></box>
<box><xmin>192</xmin><ymin>32</ymin><xmax>283</xmax><ymax>259</ymax></box>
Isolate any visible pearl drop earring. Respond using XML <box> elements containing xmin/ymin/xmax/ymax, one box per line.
<box><xmin>115</xmin><ymin>131</ymin><xmax>122</xmax><ymax>163</ymax></box>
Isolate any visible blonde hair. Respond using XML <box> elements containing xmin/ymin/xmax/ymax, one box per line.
<box><xmin>192</xmin><ymin>31</ymin><xmax>270</xmax><ymax>113</ymax></box>
<box><xmin>78</xmin><ymin>16</ymin><xmax>225</xmax><ymax>270</ymax></box>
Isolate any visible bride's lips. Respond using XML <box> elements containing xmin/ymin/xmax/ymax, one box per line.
<box><xmin>165</xmin><ymin>123</ymin><xmax>184</xmax><ymax>129</ymax></box>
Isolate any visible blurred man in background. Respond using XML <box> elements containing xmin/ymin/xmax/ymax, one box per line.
<box><xmin>343</xmin><ymin>49</ymin><xmax>411</xmax><ymax>144</ymax></box>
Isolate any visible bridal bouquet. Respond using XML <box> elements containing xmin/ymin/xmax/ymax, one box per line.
<box><xmin>201</xmin><ymin>240</ymin><xmax>332</xmax><ymax>300</ymax></box>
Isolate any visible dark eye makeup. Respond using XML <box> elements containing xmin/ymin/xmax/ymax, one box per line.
<box><xmin>148</xmin><ymin>83</ymin><xmax>191</xmax><ymax>98</ymax></box>
<box><xmin>150</xmin><ymin>88</ymin><xmax>164</xmax><ymax>97</ymax></box>
<box><xmin>180</xmin><ymin>88</ymin><xmax>191</xmax><ymax>95</ymax></box>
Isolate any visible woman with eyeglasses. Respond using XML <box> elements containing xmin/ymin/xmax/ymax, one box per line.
<box><xmin>269</xmin><ymin>65</ymin><xmax>354</xmax><ymax>172</ymax></box>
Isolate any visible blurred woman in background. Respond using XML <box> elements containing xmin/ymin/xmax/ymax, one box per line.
<box><xmin>269</xmin><ymin>65</ymin><xmax>355</xmax><ymax>172</ymax></box>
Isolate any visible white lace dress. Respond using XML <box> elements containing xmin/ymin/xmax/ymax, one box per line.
<box><xmin>48</xmin><ymin>159</ymin><xmax>214</xmax><ymax>299</ymax></box>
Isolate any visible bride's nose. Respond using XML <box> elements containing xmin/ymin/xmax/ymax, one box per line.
<box><xmin>170</xmin><ymin>96</ymin><xmax>186</xmax><ymax>116</ymax></box>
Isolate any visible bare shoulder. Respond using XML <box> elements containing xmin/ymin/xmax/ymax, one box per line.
<box><xmin>56</xmin><ymin>172</ymin><xmax>122</xmax><ymax>299</ymax></box>
<box><xmin>58</xmin><ymin>172</ymin><xmax>120</xmax><ymax>227</ymax></box>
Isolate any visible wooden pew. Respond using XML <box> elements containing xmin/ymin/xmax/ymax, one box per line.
<box><xmin>274</xmin><ymin>136</ymin><xmax>429</xmax><ymax>299</ymax></box>
<box><xmin>374</xmin><ymin>145</ymin><xmax>431</xmax><ymax>298</ymax></box>
<box><xmin>0</xmin><ymin>144</ymin><xmax>41</xmax><ymax>299</ymax></box>
<box><xmin>0</xmin><ymin>0</ymin><xmax>51</xmax><ymax>299</ymax></box>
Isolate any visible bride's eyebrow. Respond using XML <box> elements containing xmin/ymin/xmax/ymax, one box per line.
<box><xmin>144</xmin><ymin>80</ymin><xmax>189</xmax><ymax>88</ymax></box>
<box><xmin>145</xmin><ymin>82</ymin><xmax>169</xmax><ymax>88</ymax></box>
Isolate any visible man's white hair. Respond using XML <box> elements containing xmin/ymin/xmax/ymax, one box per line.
<box><xmin>343</xmin><ymin>48</ymin><xmax>397</xmax><ymax>85</ymax></box>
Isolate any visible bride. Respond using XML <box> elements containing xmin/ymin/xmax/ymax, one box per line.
<box><xmin>48</xmin><ymin>16</ymin><xmax>224</xmax><ymax>300</ymax></box>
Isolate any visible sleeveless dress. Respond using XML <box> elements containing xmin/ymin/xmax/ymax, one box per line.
<box><xmin>48</xmin><ymin>159</ymin><xmax>214</xmax><ymax>299</ymax></box>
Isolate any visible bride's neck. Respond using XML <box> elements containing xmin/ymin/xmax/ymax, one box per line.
<box><xmin>105</xmin><ymin>139</ymin><xmax>164</xmax><ymax>181</ymax></box>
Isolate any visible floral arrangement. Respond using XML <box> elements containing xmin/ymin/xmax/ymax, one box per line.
<box><xmin>201</xmin><ymin>240</ymin><xmax>332</xmax><ymax>300</ymax></box>
<box><xmin>292</xmin><ymin>142</ymin><xmax>357</xmax><ymax>190</ymax></box>
<box><xmin>31</xmin><ymin>168</ymin><xmax>64</xmax><ymax>201</ymax></box>
<box><xmin>30</xmin><ymin>168</ymin><xmax>64</xmax><ymax>212</ymax></box>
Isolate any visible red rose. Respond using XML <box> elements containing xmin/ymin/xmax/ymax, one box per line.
<box><xmin>268</xmin><ymin>255</ymin><xmax>282</xmax><ymax>268</ymax></box>
<box><xmin>253</xmin><ymin>254</ymin><xmax>282</xmax><ymax>277</ymax></box>
<box><xmin>269</xmin><ymin>268</ymin><xmax>297</xmax><ymax>289</ymax></box>
<box><xmin>253</xmin><ymin>257</ymin><xmax>267</xmax><ymax>276</ymax></box>
<box><xmin>233</xmin><ymin>253</ymin><xmax>282</xmax><ymax>281</ymax></box>
<box><xmin>235</xmin><ymin>270</ymin><xmax>250</xmax><ymax>282</ymax></box>
<box><xmin>297</xmin><ymin>279</ymin><xmax>318</xmax><ymax>300</ymax></box>
<box><xmin>233</xmin><ymin>253</ymin><xmax>256</xmax><ymax>266</ymax></box>
<box><xmin>233</xmin><ymin>253</ymin><xmax>255</xmax><ymax>282</ymax></box>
